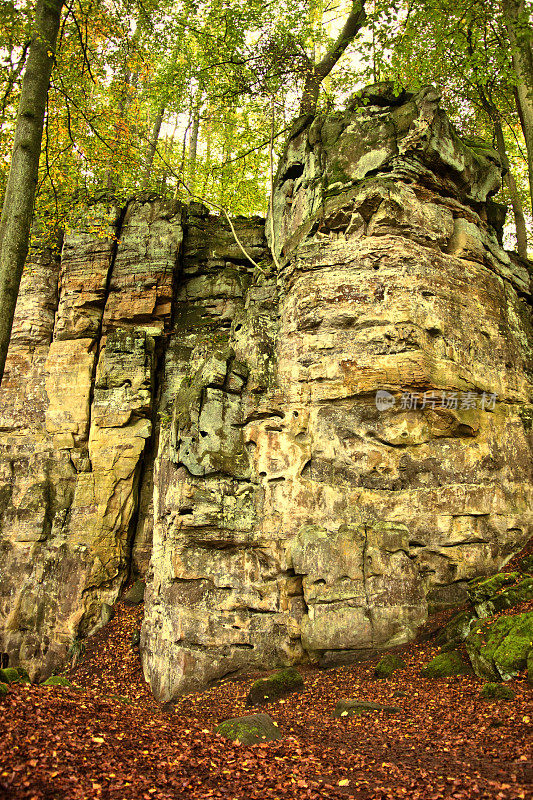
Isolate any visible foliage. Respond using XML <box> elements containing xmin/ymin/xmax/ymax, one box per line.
<box><xmin>1</xmin><ymin>0</ymin><xmax>532</xmax><ymax>250</ymax></box>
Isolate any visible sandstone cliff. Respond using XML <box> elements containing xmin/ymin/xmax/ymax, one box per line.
<box><xmin>0</xmin><ymin>86</ymin><xmax>531</xmax><ymax>698</ymax></box>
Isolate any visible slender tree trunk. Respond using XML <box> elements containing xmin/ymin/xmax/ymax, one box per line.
<box><xmin>0</xmin><ymin>41</ymin><xmax>31</xmax><ymax>132</ymax></box>
<box><xmin>188</xmin><ymin>102</ymin><xmax>201</xmax><ymax>193</ymax></box>
<box><xmin>159</xmin><ymin>117</ymin><xmax>179</xmax><ymax>193</ymax></box>
<box><xmin>493</xmin><ymin>119</ymin><xmax>529</xmax><ymax>258</ymax></box>
<box><xmin>142</xmin><ymin>104</ymin><xmax>165</xmax><ymax>188</ymax></box>
<box><xmin>502</xmin><ymin>0</ymin><xmax>533</xmax><ymax>211</ymax></box>
<box><xmin>299</xmin><ymin>0</ymin><xmax>366</xmax><ymax>114</ymax></box>
<box><xmin>0</xmin><ymin>0</ymin><xmax>64</xmax><ymax>385</ymax></box>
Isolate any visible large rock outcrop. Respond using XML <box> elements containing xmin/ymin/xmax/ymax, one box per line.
<box><xmin>0</xmin><ymin>86</ymin><xmax>532</xmax><ymax>696</ymax></box>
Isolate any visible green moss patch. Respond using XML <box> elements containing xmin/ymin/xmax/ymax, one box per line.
<box><xmin>245</xmin><ymin>667</ymin><xmax>304</xmax><ymax>706</ymax></box>
<box><xmin>466</xmin><ymin>612</ymin><xmax>533</xmax><ymax>680</ymax></box>
<box><xmin>0</xmin><ymin>668</ymin><xmax>20</xmax><ymax>684</ymax></box>
<box><xmin>215</xmin><ymin>713</ymin><xmax>282</xmax><ymax>744</ymax></box>
<box><xmin>374</xmin><ymin>654</ymin><xmax>406</xmax><ymax>679</ymax></box>
<box><xmin>42</xmin><ymin>676</ymin><xmax>72</xmax><ymax>687</ymax></box>
<box><xmin>480</xmin><ymin>682</ymin><xmax>515</xmax><ymax>700</ymax></box>
<box><xmin>16</xmin><ymin>667</ymin><xmax>31</xmax><ymax>684</ymax></box>
<box><xmin>420</xmin><ymin>650</ymin><xmax>470</xmax><ymax>678</ymax></box>
<box><xmin>0</xmin><ymin>682</ymin><xmax>9</xmax><ymax>697</ymax></box>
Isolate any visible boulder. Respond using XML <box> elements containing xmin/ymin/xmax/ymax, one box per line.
<box><xmin>215</xmin><ymin>713</ymin><xmax>282</xmax><ymax>744</ymax></box>
<box><xmin>480</xmin><ymin>682</ymin><xmax>514</xmax><ymax>700</ymax></box>
<box><xmin>420</xmin><ymin>651</ymin><xmax>470</xmax><ymax>678</ymax></box>
<box><xmin>465</xmin><ymin>612</ymin><xmax>533</xmax><ymax>680</ymax></box>
<box><xmin>246</xmin><ymin>668</ymin><xmax>304</xmax><ymax>706</ymax></box>
<box><xmin>42</xmin><ymin>676</ymin><xmax>72</xmax><ymax>687</ymax></box>
<box><xmin>0</xmin><ymin>668</ymin><xmax>20</xmax><ymax>684</ymax></box>
<box><xmin>435</xmin><ymin>610</ymin><xmax>477</xmax><ymax>648</ymax></box>
<box><xmin>100</xmin><ymin>603</ymin><xmax>115</xmax><ymax>625</ymax></box>
<box><xmin>468</xmin><ymin>573</ymin><xmax>533</xmax><ymax>618</ymax></box>
<box><xmin>333</xmin><ymin>699</ymin><xmax>401</xmax><ymax>717</ymax></box>
<box><xmin>123</xmin><ymin>580</ymin><xmax>145</xmax><ymax>606</ymax></box>
<box><xmin>374</xmin><ymin>654</ymin><xmax>406</xmax><ymax>679</ymax></box>
<box><xmin>517</xmin><ymin>554</ymin><xmax>533</xmax><ymax>575</ymax></box>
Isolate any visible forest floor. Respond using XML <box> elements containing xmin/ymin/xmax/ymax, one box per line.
<box><xmin>1</xmin><ymin>548</ymin><xmax>532</xmax><ymax>800</ymax></box>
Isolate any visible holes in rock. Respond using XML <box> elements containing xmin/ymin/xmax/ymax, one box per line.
<box><xmin>200</xmin><ymin>431</ymin><xmax>208</xmax><ymax>438</ymax></box>
<box><xmin>281</xmin><ymin>163</ymin><xmax>304</xmax><ymax>183</ymax></box>
<box><xmin>373</xmin><ymin>264</ymin><xmax>380</xmax><ymax>270</ymax></box>
<box><xmin>235</xmin><ymin>324</ymin><xmax>242</xmax><ymax>332</ymax></box>
<box><xmin>301</xmin><ymin>459</ymin><xmax>312</xmax><ymax>478</ymax></box>
<box><xmin>313</xmin><ymin>578</ymin><xmax>326</xmax><ymax>586</ymax></box>
<box><xmin>293</xmin><ymin>411</ymin><xmax>299</xmax><ymax>417</ymax></box>
<box><xmin>421</xmin><ymin>291</ymin><xmax>435</xmax><ymax>298</ymax></box>
<box><xmin>426</xmin><ymin>327</ymin><xmax>441</xmax><ymax>337</ymax></box>
<box><xmin>179</xmin><ymin>508</ymin><xmax>193</xmax><ymax>516</ymax></box>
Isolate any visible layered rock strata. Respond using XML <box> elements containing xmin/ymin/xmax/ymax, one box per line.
<box><xmin>142</xmin><ymin>86</ymin><xmax>533</xmax><ymax>699</ymax></box>
<box><xmin>0</xmin><ymin>86</ymin><xmax>532</xmax><ymax>697</ymax></box>
<box><xmin>0</xmin><ymin>199</ymin><xmax>183</xmax><ymax>679</ymax></box>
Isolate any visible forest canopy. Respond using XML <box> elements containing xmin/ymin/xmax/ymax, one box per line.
<box><xmin>0</xmin><ymin>0</ymin><xmax>532</xmax><ymax>242</ymax></box>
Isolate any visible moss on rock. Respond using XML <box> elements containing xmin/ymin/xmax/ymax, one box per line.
<box><xmin>245</xmin><ymin>667</ymin><xmax>304</xmax><ymax>706</ymax></box>
<box><xmin>466</xmin><ymin>612</ymin><xmax>533</xmax><ymax>680</ymax></box>
<box><xmin>16</xmin><ymin>667</ymin><xmax>31</xmax><ymax>683</ymax></box>
<box><xmin>0</xmin><ymin>682</ymin><xmax>9</xmax><ymax>697</ymax></box>
<box><xmin>333</xmin><ymin>699</ymin><xmax>401</xmax><ymax>717</ymax></box>
<box><xmin>42</xmin><ymin>676</ymin><xmax>72</xmax><ymax>687</ymax></box>
<box><xmin>122</xmin><ymin>580</ymin><xmax>145</xmax><ymax>606</ymax></box>
<box><xmin>0</xmin><ymin>668</ymin><xmax>20</xmax><ymax>684</ymax></box>
<box><xmin>480</xmin><ymin>682</ymin><xmax>515</xmax><ymax>700</ymax></box>
<box><xmin>420</xmin><ymin>650</ymin><xmax>470</xmax><ymax>678</ymax></box>
<box><xmin>374</xmin><ymin>653</ymin><xmax>406</xmax><ymax>679</ymax></box>
<box><xmin>215</xmin><ymin>713</ymin><xmax>282</xmax><ymax>744</ymax></box>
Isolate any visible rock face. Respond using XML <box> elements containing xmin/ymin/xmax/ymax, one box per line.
<box><xmin>0</xmin><ymin>86</ymin><xmax>532</xmax><ymax>695</ymax></box>
<box><xmin>0</xmin><ymin>199</ymin><xmax>183</xmax><ymax>679</ymax></box>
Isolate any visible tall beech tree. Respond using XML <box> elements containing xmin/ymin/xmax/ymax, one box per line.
<box><xmin>299</xmin><ymin>0</ymin><xmax>367</xmax><ymax>114</ymax></box>
<box><xmin>502</xmin><ymin>0</ymin><xmax>533</xmax><ymax>212</ymax></box>
<box><xmin>0</xmin><ymin>0</ymin><xmax>64</xmax><ymax>384</ymax></box>
<box><xmin>375</xmin><ymin>0</ymin><xmax>532</xmax><ymax>255</ymax></box>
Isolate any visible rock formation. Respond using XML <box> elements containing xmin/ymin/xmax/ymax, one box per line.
<box><xmin>0</xmin><ymin>86</ymin><xmax>531</xmax><ymax>698</ymax></box>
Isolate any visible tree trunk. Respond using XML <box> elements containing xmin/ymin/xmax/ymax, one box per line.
<box><xmin>493</xmin><ymin>119</ymin><xmax>529</xmax><ymax>259</ymax></box>
<box><xmin>188</xmin><ymin>102</ymin><xmax>201</xmax><ymax>193</ymax></box>
<box><xmin>502</xmin><ymin>0</ymin><xmax>533</xmax><ymax>211</ymax></box>
<box><xmin>299</xmin><ymin>0</ymin><xmax>367</xmax><ymax>115</ymax></box>
<box><xmin>142</xmin><ymin>104</ymin><xmax>165</xmax><ymax>188</ymax></box>
<box><xmin>0</xmin><ymin>0</ymin><xmax>64</xmax><ymax>385</ymax></box>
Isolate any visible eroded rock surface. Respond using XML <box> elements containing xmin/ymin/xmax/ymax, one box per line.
<box><xmin>0</xmin><ymin>86</ymin><xmax>532</xmax><ymax>695</ymax></box>
<box><xmin>142</xmin><ymin>86</ymin><xmax>532</xmax><ymax>699</ymax></box>
<box><xmin>0</xmin><ymin>199</ymin><xmax>182</xmax><ymax>680</ymax></box>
